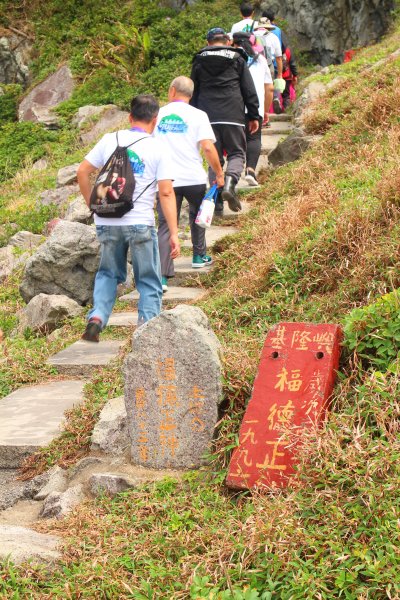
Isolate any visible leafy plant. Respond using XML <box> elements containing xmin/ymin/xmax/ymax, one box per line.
<box><xmin>0</xmin><ymin>84</ymin><xmax>22</xmax><ymax>124</ymax></box>
<box><xmin>343</xmin><ymin>289</ymin><xmax>400</xmax><ymax>369</ymax></box>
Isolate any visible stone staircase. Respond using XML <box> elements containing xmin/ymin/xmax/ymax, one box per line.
<box><xmin>0</xmin><ymin>113</ymin><xmax>294</xmax><ymax>491</ymax></box>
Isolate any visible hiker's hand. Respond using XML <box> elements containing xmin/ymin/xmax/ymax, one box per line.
<box><xmin>292</xmin><ymin>76</ymin><xmax>298</xmax><ymax>88</ymax></box>
<box><xmin>216</xmin><ymin>173</ymin><xmax>224</xmax><ymax>188</ymax></box>
<box><xmin>248</xmin><ymin>119</ymin><xmax>259</xmax><ymax>134</ymax></box>
<box><xmin>170</xmin><ymin>234</ymin><xmax>181</xmax><ymax>259</ymax></box>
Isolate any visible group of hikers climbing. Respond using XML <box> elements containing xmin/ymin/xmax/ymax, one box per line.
<box><xmin>77</xmin><ymin>3</ymin><xmax>298</xmax><ymax>342</ymax></box>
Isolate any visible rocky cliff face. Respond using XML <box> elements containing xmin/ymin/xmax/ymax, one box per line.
<box><xmin>260</xmin><ymin>0</ymin><xmax>395</xmax><ymax>64</ymax></box>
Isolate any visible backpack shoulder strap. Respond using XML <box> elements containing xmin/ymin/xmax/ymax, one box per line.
<box><xmin>125</xmin><ymin>135</ymin><xmax>149</xmax><ymax>149</ymax></box>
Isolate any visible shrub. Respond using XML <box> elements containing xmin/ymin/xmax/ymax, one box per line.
<box><xmin>0</xmin><ymin>121</ymin><xmax>58</xmax><ymax>183</ymax></box>
<box><xmin>343</xmin><ymin>290</ymin><xmax>400</xmax><ymax>370</ymax></box>
<box><xmin>0</xmin><ymin>84</ymin><xmax>22</xmax><ymax>124</ymax></box>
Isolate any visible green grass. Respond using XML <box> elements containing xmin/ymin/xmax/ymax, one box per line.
<box><xmin>0</xmin><ymin>1</ymin><xmax>400</xmax><ymax>597</ymax></box>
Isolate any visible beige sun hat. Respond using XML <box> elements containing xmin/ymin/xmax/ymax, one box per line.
<box><xmin>256</xmin><ymin>17</ymin><xmax>276</xmax><ymax>30</ymax></box>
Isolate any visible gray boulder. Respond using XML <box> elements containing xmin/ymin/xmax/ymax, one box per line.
<box><xmin>57</xmin><ymin>163</ymin><xmax>80</xmax><ymax>187</ymax></box>
<box><xmin>293</xmin><ymin>81</ymin><xmax>327</xmax><ymax>125</ymax></box>
<box><xmin>0</xmin><ymin>246</ymin><xmax>27</xmax><ymax>280</ymax></box>
<box><xmin>19</xmin><ymin>220</ymin><xmax>100</xmax><ymax>305</ymax></box>
<box><xmin>0</xmin><ymin>526</ymin><xmax>60</xmax><ymax>564</ymax></box>
<box><xmin>37</xmin><ymin>185</ymin><xmax>80</xmax><ymax>209</ymax></box>
<box><xmin>19</xmin><ymin>293</ymin><xmax>83</xmax><ymax>333</ymax></box>
<box><xmin>34</xmin><ymin>466</ymin><xmax>68</xmax><ymax>501</ymax></box>
<box><xmin>19</xmin><ymin>65</ymin><xmax>74</xmax><ymax>123</ymax></box>
<box><xmin>268</xmin><ymin>128</ymin><xmax>321</xmax><ymax>168</ymax></box>
<box><xmin>64</xmin><ymin>195</ymin><xmax>92</xmax><ymax>224</ymax></box>
<box><xmin>89</xmin><ymin>473</ymin><xmax>138</xmax><ymax>497</ymax></box>
<box><xmin>80</xmin><ymin>106</ymin><xmax>128</xmax><ymax>145</ymax></box>
<box><xmin>8</xmin><ymin>231</ymin><xmax>43</xmax><ymax>251</ymax></box>
<box><xmin>72</xmin><ymin>104</ymin><xmax>116</xmax><ymax>129</ymax></box>
<box><xmin>40</xmin><ymin>484</ymin><xmax>84</xmax><ymax>519</ymax></box>
<box><xmin>0</xmin><ymin>34</ymin><xmax>32</xmax><ymax>85</ymax></box>
<box><xmin>124</xmin><ymin>305</ymin><xmax>223</xmax><ymax>469</ymax></box>
<box><xmin>91</xmin><ymin>396</ymin><xmax>129</xmax><ymax>456</ymax></box>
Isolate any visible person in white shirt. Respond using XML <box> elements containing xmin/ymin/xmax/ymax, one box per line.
<box><xmin>231</xmin><ymin>2</ymin><xmax>258</xmax><ymax>36</ymax></box>
<box><xmin>232</xmin><ymin>31</ymin><xmax>273</xmax><ymax>186</ymax></box>
<box><xmin>154</xmin><ymin>76</ymin><xmax>224</xmax><ymax>285</ymax></box>
<box><xmin>77</xmin><ymin>95</ymin><xmax>180</xmax><ymax>341</ymax></box>
<box><xmin>255</xmin><ymin>18</ymin><xmax>285</xmax><ymax>114</ymax></box>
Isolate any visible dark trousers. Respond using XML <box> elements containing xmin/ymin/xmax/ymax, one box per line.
<box><xmin>208</xmin><ymin>123</ymin><xmax>246</xmax><ymax>185</ymax></box>
<box><xmin>157</xmin><ymin>184</ymin><xmax>207</xmax><ymax>277</ymax></box>
<box><xmin>245</xmin><ymin>115</ymin><xmax>263</xmax><ymax>171</ymax></box>
<box><xmin>282</xmin><ymin>79</ymin><xmax>292</xmax><ymax>110</ymax></box>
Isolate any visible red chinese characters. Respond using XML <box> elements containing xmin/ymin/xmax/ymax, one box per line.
<box><xmin>226</xmin><ymin>322</ymin><xmax>342</xmax><ymax>490</ymax></box>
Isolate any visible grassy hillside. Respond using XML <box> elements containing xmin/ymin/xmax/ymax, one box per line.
<box><xmin>0</xmin><ymin>1</ymin><xmax>400</xmax><ymax>597</ymax></box>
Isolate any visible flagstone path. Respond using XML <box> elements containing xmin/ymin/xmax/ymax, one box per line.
<box><xmin>0</xmin><ymin>112</ymin><xmax>294</xmax><ymax>501</ymax></box>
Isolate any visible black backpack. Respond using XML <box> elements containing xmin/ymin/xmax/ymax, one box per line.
<box><xmin>90</xmin><ymin>133</ymin><xmax>152</xmax><ymax>218</ymax></box>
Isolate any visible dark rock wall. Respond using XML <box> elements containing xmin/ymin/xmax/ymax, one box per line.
<box><xmin>260</xmin><ymin>0</ymin><xmax>395</xmax><ymax>64</ymax></box>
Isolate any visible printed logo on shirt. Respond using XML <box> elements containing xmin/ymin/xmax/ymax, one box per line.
<box><xmin>157</xmin><ymin>114</ymin><xmax>188</xmax><ymax>134</ymax></box>
<box><xmin>127</xmin><ymin>149</ymin><xmax>145</xmax><ymax>176</ymax></box>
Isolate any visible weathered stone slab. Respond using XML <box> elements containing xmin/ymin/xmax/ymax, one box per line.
<box><xmin>19</xmin><ymin>65</ymin><xmax>74</xmax><ymax>124</ymax></box>
<box><xmin>0</xmin><ymin>380</ymin><xmax>85</xmax><ymax>468</ymax></box>
<box><xmin>20</xmin><ymin>220</ymin><xmax>100</xmax><ymax>306</ymax></box>
<box><xmin>18</xmin><ymin>293</ymin><xmax>83</xmax><ymax>333</ymax></box>
<box><xmin>80</xmin><ymin>106</ymin><xmax>128</xmax><ymax>145</ymax></box>
<box><xmin>124</xmin><ymin>305</ymin><xmax>223</xmax><ymax>469</ymax></box>
<box><xmin>107</xmin><ymin>312</ymin><xmax>138</xmax><ymax>327</ymax></box>
<box><xmin>0</xmin><ymin>526</ymin><xmax>60</xmax><ymax>564</ymax></box>
<box><xmin>213</xmin><ymin>200</ymin><xmax>251</xmax><ymax>220</ymax></box>
<box><xmin>48</xmin><ymin>340</ymin><xmax>125</xmax><ymax>376</ymax></box>
<box><xmin>34</xmin><ymin>466</ymin><xmax>68</xmax><ymax>501</ymax></box>
<box><xmin>91</xmin><ymin>396</ymin><xmax>129</xmax><ymax>455</ymax></box>
<box><xmin>56</xmin><ymin>163</ymin><xmax>80</xmax><ymax>187</ymax></box>
<box><xmin>64</xmin><ymin>195</ymin><xmax>92</xmax><ymax>224</ymax></box>
<box><xmin>8</xmin><ymin>231</ymin><xmax>43</xmax><ymax>251</ymax></box>
<box><xmin>89</xmin><ymin>473</ymin><xmax>138</xmax><ymax>497</ymax></box>
<box><xmin>40</xmin><ymin>484</ymin><xmax>84</xmax><ymax>519</ymax></box>
<box><xmin>37</xmin><ymin>185</ymin><xmax>79</xmax><ymax>208</ymax></box>
<box><xmin>182</xmin><ymin>226</ymin><xmax>238</xmax><ymax>248</ymax></box>
<box><xmin>226</xmin><ymin>322</ymin><xmax>342</xmax><ymax>490</ymax></box>
<box><xmin>119</xmin><ymin>287</ymin><xmax>203</xmax><ymax>304</ymax></box>
<box><xmin>268</xmin><ymin>128</ymin><xmax>321</xmax><ymax>167</ymax></box>
<box><xmin>0</xmin><ymin>245</ymin><xmax>28</xmax><ymax>281</ymax></box>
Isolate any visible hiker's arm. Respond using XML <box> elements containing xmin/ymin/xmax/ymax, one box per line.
<box><xmin>199</xmin><ymin>139</ymin><xmax>224</xmax><ymax>187</ymax></box>
<box><xmin>158</xmin><ymin>180</ymin><xmax>180</xmax><ymax>259</ymax></box>
<box><xmin>276</xmin><ymin>56</ymin><xmax>283</xmax><ymax>78</ymax></box>
<box><xmin>264</xmin><ymin>83</ymin><xmax>274</xmax><ymax>119</ymax></box>
<box><xmin>77</xmin><ymin>159</ymin><xmax>97</xmax><ymax>207</ymax></box>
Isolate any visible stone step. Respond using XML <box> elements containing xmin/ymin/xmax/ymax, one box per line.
<box><xmin>119</xmin><ymin>286</ymin><xmax>204</xmax><ymax>305</ymax></box>
<box><xmin>182</xmin><ymin>225</ymin><xmax>238</xmax><ymax>248</ymax></box>
<box><xmin>267</xmin><ymin>113</ymin><xmax>292</xmax><ymax>122</ymax></box>
<box><xmin>213</xmin><ymin>200</ymin><xmax>251</xmax><ymax>222</ymax></box>
<box><xmin>260</xmin><ymin>133</ymin><xmax>289</xmax><ymax>155</ymax></box>
<box><xmin>47</xmin><ymin>340</ymin><xmax>125</xmax><ymax>376</ymax></box>
<box><xmin>0</xmin><ymin>380</ymin><xmax>85</xmax><ymax>468</ymax></box>
<box><xmin>171</xmin><ymin>256</ymin><xmax>213</xmax><ymax>284</ymax></box>
<box><xmin>107</xmin><ymin>312</ymin><xmax>138</xmax><ymax>327</ymax></box>
<box><xmin>267</xmin><ymin>121</ymin><xmax>293</xmax><ymax>134</ymax></box>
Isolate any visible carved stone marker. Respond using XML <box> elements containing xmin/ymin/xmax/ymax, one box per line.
<box><xmin>226</xmin><ymin>322</ymin><xmax>342</xmax><ymax>490</ymax></box>
<box><xmin>124</xmin><ymin>305</ymin><xmax>223</xmax><ymax>469</ymax></box>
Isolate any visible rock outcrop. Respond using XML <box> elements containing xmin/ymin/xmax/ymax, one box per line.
<box><xmin>18</xmin><ymin>65</ymin><xmax>74</xmax><ymax>124</ymax></box>
<box><xmin>261</xmin><ymin>0</ymin><xmax>395</xmax><ymax>65</ymax></box>
<box><xmin>20</xmin><ymin>220</ymin><xmax>100</xmax><ymax>305</ymax></box>
<box><xmin>18</xmin><ymin>293</ymin><xmax>83</xmax><ymax>333</ymax></box>
<box><xmin>0</xmin><ymin>34</ymin><xmax>32</xmax><ymax>85</ymax></box>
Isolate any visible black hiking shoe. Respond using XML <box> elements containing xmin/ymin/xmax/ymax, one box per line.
<box><xmin>221</xmin><ymin>175</ymin><xmax>242</xmax><ymax>212</ymax></box>
<box><xmin>214</xmin><ymin>189</ymin><xmax>224</xmax><ymax>215</ymax></box>
<box><xmin>82</xmin><ymin>318</ymin><xmax>102</xmax><ymax>343</ymax></box>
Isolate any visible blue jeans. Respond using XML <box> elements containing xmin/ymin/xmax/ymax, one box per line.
<box><xmin>88</xmin><ymin>225</ymin><xmax>162</xmax><ymax>327</ymax></box>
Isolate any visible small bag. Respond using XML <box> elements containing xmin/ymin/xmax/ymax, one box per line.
<box><xmin>195</xmin><ymin>184</ymin><xmax>219</xmax><ymax>229</ymax></box>
<box><xmin>90</xmin><ymin>132</ymin><xmax>147</xmax><ymax>218</ymax></box>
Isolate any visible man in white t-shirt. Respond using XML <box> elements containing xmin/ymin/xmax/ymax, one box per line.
<box><xmin>231</xmin><ymin>2</ymin><xmax>258</xmax><ymax>36</ymax></box>
<box><xmin>77</xmin><ymin>94</ymin><xmax>180</xmax><ymax>341</ymax></box>
<box><xmin>154</xmin><ymin>76</ymin><xmax>224</xmax><ymax>287</ymax></box>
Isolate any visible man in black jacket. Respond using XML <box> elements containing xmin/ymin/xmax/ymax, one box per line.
<box><xmin>190</xmin><ymin>27</ymin><xmax>259</xmax><ymax>212</ymax></box>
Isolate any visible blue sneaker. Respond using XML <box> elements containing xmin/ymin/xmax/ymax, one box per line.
<box><xmin>192</xmin><ymin>254</ymin><xmax>213</xmax><ymax>269</ymax></box>
<box><xmin>161</xmin><ymin>276</ymin><xmax>168</xmax><ymax>292</ymax></box>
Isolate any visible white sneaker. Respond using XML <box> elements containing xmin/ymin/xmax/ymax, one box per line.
<box><xmin>161</xmin><ymin>276</ymin><xmax>168</xmax><ymax>293</ymax></box>
<box><xmin>245</xmin><ymin>169</ymin><xmax>259</xmax><ymax>187</ymax></box>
